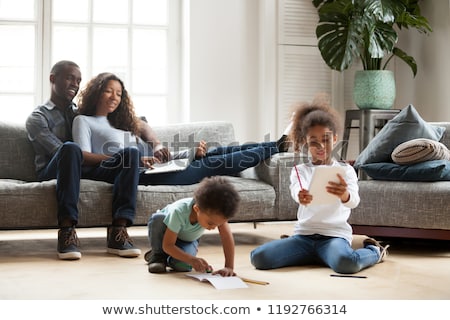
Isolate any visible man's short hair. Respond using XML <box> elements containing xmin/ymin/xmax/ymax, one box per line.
<box><xmin>50</xmin><ymin>60</ymin><xmax>80</xmax><ymax>76</ymax></box>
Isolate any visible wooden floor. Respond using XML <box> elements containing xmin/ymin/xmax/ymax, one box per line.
<box><xmin>1</xmin><ymin>222</ymin><xmax>449</xmax><ymax>300</ymax></box>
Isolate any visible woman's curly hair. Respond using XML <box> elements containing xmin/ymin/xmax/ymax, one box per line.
<box><xmin>77</xmin><ymin>72</ymin><xmax>141</xmax><ymax>136</ymax></box>
<box><xmin>289</xmin><ymin>93</ymin><xmax>341</xmax><ymax>152</ymax></box>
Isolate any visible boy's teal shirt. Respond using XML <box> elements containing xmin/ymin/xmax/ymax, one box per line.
<box><xmin>161</xmin><ymin>198</ymin><xmax>205</xmax><ymax>242</ymax></box>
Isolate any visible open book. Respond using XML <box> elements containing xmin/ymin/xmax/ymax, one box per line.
<box><xmin>185</xmin><ymin>273</ymin><xmax>248</xmax><ymax>290</ymax></box>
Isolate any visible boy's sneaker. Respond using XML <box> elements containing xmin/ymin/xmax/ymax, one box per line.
<box><xmin>363</xmin><ymin>237</ymin><xmax>390</xmax><ymax>263</ymax></box>
<box><xmin>144</xmin><ymin>250</ymin><xmax>153</xmax><ymax>263</ymax></box>
<box><xmin>146</xmin><ymin>250</ymin><xmax>168</xmax><ymax>273</ymax></box>
<box><xmin>107</xmin><ymin>226</ymin><xmax>141</xmax><ymax>258</ymax></box>
<box><xmin>57</xmin><ymin>227</ymin><xmax>81</xmax><ymax>260</ymax></box>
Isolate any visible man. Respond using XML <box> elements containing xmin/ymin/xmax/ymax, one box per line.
<box><xmin>26</xmin><ymin>60</ymin><xmax>143</xmax><ymax>260</ymax></box>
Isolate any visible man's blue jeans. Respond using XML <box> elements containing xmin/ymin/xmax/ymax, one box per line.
<box><xmin>38</xmin><ymin>142</ymin><xmax>82</xmax><ymax>226</ymax></box>
<box><xmin>250</xmin><ymin>234</ymin><xmax>380</xmax><ymax>274</ymax></box>
<box><xmin>148</xmin><ymin>211</ymin><xmax>199</xmax><ymax>271</ymax></box>
<box><xmin>38</xmin><ymin>142</ymin><xmax>140</xmax><ymax>226</ymax></box>
<box><xmin>139</xmin><ymin>141</ymin><xmax>279</xmax><ymax>185</ymax></box>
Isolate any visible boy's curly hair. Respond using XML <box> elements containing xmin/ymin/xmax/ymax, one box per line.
<box><xmin>194</xmin><ymin>176</ymin><xmax>240</xmax><ymax>219</ymax></box>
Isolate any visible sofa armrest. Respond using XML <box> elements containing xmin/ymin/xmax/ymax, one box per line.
<box><xmin>253</xmin><ymin>153</ymin><xmax>305</xmax><ymax>220</ymax></box>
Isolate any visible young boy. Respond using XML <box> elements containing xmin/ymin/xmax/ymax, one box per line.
<box><xmin>145</xmin><ymin>176</ymin><xmax>240</xmax><ymax>276</ymax></box>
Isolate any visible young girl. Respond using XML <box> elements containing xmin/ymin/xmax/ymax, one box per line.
<box><xmin>145</xmin><ymin>176</ymin><xmax>240</xmax><ymax>276</ymax></box>
<box><xmin>250</xmin><ymin>99</ymin><xmax>388</xmax><ymax>274</ymax></box>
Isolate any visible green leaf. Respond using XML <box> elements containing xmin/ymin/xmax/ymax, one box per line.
<box><xmin>314</xmin><ymin>0</ymin><xmax>430</xmax><ymax>75</ymax></box>
<box><xmin>316</xmin><ymin>0</ymin><xmax>362</xmax><ymax>71</ymax></box>
<box><xmin>369</xmin><ymin>21</ymin><xmax>398</xmax><ymax>59</ymax></box>
<box><xmin>392</xmin><ymin>47</ymin><xmax>417</xmax><ymax>77</ymax></box>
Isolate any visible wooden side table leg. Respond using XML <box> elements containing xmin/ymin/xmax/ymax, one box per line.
<box><xmin>341</xmin><ymin>112</ymin><xmax>352</xmax><ymax>160</ymax></box>
<box><xmin>359</xmin><ymin>111</ymin><xmax>371</xmax><ymax>180</ymax></box>
<box><xmin>362</xmin><ymin>111</ymin><xmax>376</xmax><ymax>151</ymax></box>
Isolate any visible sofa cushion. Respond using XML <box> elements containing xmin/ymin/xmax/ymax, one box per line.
<box><xmin>0</xmin><ymin>175</ymin><xmax>277</xmax><ymax>229</ymax></box>
<box><xmin>354</xmin><ymin>105</ymin><xmax>446</xmax><ymax>169</ymax></box>
<box><xmin>134</xmin><ymin>176</ymin><xmax>277</xmax><ymax>225</ymax></box>
<box><xmin>359</xmin><ymin>160</ymin><xmax>450</xmax><ymax>181</ymax></box>
<box><xmin>349</xmin><ymin>180</ymin><xmax>450</xmax><ymax>230</ymax></box>
<box><xmin>391</xmin><ymin>138</ymin><xmax>450</xmax><ymax>165</ymax></box>
<box><xmin>0</xmin><ymin>122</ymin><xmax>37</xmax><ymax>182</ymax></box>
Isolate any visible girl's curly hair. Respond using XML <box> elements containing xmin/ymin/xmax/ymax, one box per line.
<box><xmin>77</xmin><ymin>72</ymin><xmax>140</xmax><ymax>136</ymax></box>
<box><xmin>289</xmin><ymin>93</ymin><xmax>341</xmax><ymax>152</ymax></box>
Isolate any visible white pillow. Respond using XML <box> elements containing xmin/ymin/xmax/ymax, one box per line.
<box><xmin>391</xmin><ymin>138</ymin><xmax>450</xmax><ymax>165</ymax></box>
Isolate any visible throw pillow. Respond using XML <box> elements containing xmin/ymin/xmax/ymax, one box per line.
<box><xmin>359</xmin><ymin>160</ymin><xmax>450</xmax><ymax>181</ymax></box>
<box><xmin>391</xmin><ymin>138</ymin><xmax>450</xmax><ymax>165</ymax></box>
<box><xmin>353</xmin><ymin>104</ymin><xmax>446</xmax><ymax>169</ymax></box>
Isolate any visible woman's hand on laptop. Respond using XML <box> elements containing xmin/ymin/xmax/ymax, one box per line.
<box><xmin>153</xmin><ymin>145</ymin><xmax>171</xmax><ymax>162</ymax></box>
<box><xmin>141</xmin><ymin>156</ymin><xmax>159</xmax><ymax>169</ymax></box>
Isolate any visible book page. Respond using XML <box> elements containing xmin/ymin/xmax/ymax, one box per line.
<box><xmin>309</xmin><ymin>166</ymin><xmax>346</xmax><ymax>205</ymax></box>
<box><xmin>185</xmin><ymin>273</ymin><xmax>248</xmax><ymax>290</ymax></box>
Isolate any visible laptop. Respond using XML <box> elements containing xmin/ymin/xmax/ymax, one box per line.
<box><xmin>144</xmin><ymin>149</ymin><xmax>195</xmax><ymax>175</ymax></box>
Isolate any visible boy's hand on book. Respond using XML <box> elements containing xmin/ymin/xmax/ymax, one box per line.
<box><xmin>191</xmin><ymin>257</ymin><xmax>211</xmax><ymax>273</ymax></box>
<box><xmin>213</xmin><ymin>267</ymin><xmax>235</xmax><ymax>277</ymax></box>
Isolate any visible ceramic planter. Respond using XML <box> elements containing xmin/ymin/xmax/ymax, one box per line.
<box><xmin>353</xmin><ymin>70</ymin><xmax>396</xmax><ymax>109</ymax></box>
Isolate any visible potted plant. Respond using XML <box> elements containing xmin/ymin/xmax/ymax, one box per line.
<box><xmin>312</xmin><ymin>0</ymin><xmax>432</xmax><ymax>109</ymax></box>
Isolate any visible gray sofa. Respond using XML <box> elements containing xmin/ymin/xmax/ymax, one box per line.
<box><xmin>1</xmin><ymin>120</ymin><xmax>448</xmax><ymax>241</ymax></box>
<box><xmin>349</xmin><ymin>122</ymin><xmax>450</xmax><ymax>240</ymax></box>
<box><xmin>0</xmin><ymin>121</ymin><xmax>297</xmax><ymax>230</ymax></box>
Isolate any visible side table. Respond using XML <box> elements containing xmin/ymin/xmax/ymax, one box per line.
<box><xmin>341</xmin><ymin>109</ymin><xmax>400</xmax><ymax>160</ymax></box>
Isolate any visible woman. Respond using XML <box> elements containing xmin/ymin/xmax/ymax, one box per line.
<box><xmin>73</xmin><ymin>72</ymin><xmax>289</xmax><ymax>186</ymax></box>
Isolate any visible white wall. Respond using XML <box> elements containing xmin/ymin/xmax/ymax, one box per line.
<box><xmin>394</xmin><ymin>0</ymin><xmax>450</xmax><ymax>122</ymax></box>
<box><xmin>187</xmin><ymin>0</ymin><xmax>450</xmax><ymax>143</ymax></box>
<box><xmin>189</xmin><ymin>0</ymin><xmax>262</xmax><ymax>143</ymax></box>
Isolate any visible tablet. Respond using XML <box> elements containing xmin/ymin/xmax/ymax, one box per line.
<box><xmin>308</xmin><ymin>166</ymin><xmax>346</xmax><ymax>205</ymax></box>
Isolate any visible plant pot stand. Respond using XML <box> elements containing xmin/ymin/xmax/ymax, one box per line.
<box><xmin>341</xmin><ymin>109</ymin><xmax>401</xmax><ymax>179</ymax></box>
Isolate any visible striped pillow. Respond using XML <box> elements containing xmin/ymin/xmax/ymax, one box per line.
<box><xmin>391</xmin><ymin>138</ymin><xmax>450</xmax><ymax>165</ymax></box>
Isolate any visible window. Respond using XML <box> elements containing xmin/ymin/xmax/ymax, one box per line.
<box><xmin>0</xmin><ymin>0</ymin><xmax>181</xmax><ymax>125</ymax></box>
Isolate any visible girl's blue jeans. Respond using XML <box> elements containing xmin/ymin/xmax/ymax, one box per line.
<box><xmin>250</xmin><ymin>234</ymin><xmax>380</xmax><ymax>274</ymax></box>
<box><xmin>148</xmin><ymin>211</ymin><xmax>199</xmax><ymax>271</ymax></box>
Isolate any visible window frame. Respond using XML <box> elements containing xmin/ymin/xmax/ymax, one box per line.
<box><xmin>0</xmin><ymin>0</ymin><xmax>182</xmax><ymax>125</ymax></box>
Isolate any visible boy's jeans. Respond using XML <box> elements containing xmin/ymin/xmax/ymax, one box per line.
<box><xmin>148</xmin><ymin>211</ymin><xmax>199</xmax><ymax>271</ymax></box>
